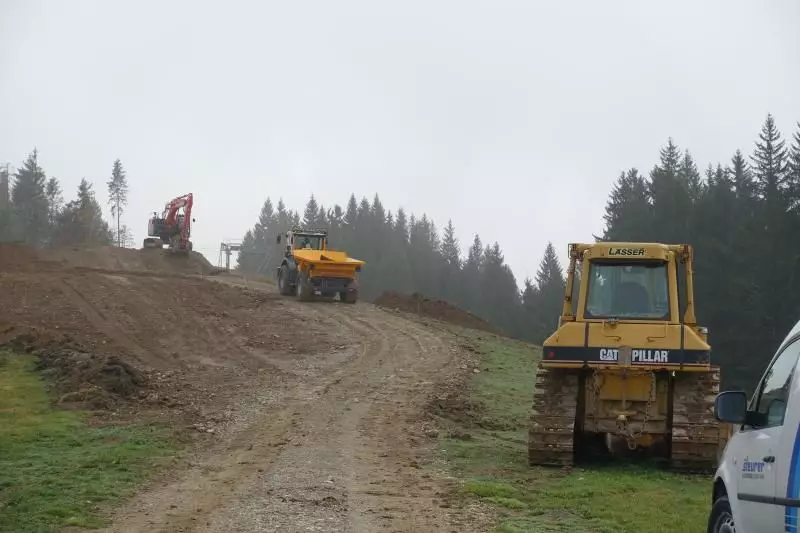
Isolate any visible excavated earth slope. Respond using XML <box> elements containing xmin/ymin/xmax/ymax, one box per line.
<box><xmin>0</xmin><ymin>244</ymin><xmax>493</xmax><ymax>532</ymax></box>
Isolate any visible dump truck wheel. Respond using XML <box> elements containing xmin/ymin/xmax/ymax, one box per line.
<box><xmin>340</xmin><ymin>290</ymin><xmax>358</xmax><ymax>304</ymax></box>
<box><xmin>278</xmin><ymin>265</ymin><xmax>293</xmax><ymax>296</ymax></box>
<box><xmin>296</xmin><ymin>273</ymin><xmax>313</xmax><ymax>301</ymax></box>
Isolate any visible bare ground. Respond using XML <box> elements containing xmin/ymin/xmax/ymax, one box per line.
<box><xmin>0</xmin><ymin>245</ymin><xmax>493</xmax><ymax>532</ymax></box>
<box><xmin>95</xmin><ymin>301</ymin><xmax>493</xmax><ymax>532</ymax></box>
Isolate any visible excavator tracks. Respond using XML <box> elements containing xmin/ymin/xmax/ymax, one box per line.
<box><xmin>670</xmin><ymin>366</ymin><xmax>723</xmax><ymax>473</ymax></box>
<box><xmin>528</xmin><ymin>365</ymin><xmax>579</xmax><ymax>467</ymax></box>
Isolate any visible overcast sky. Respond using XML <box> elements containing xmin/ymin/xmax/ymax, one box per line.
<box><xmin>2</xmin><ymin>0</ymin><xmax>799</xmax><ymax>284</ymax></box>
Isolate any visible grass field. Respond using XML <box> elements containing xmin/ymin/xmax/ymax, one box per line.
<box><xmin>0</xmin><ymin>352</ymin><xmax>175</xmax><ymax>532</ymax></box>
<box><xmin>437</xmin><ymin>328</ymin><xmax>713</xmax><ymax>533</ymax></box>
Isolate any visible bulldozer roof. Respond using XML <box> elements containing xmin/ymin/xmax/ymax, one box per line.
<box><xmin>570</xmin><ymin>242</ymin><xmax>691</xmax><ymax>261</ymax></box>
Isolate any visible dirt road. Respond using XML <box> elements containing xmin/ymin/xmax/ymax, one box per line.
<box><xmin>97</xmin><ymin>299</ymin><xmax>488</xmax><ymax>533</ymax></box>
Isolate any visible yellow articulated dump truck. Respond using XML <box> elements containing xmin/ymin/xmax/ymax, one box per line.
<box><xmin>276</xmin><ymin>227</ymin><xmax>365</xmax><ymax>303</ymax></box>
<box><xmin>528</xmin><ymin>242</ymin><xmax>727</xmax><ymax>472</ymax></box>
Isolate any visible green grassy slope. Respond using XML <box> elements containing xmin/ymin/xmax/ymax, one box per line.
<box><xmin>435</xmin><ymin>329</ymin><xmax>712</xmax><ymax>533</ymax></box>
<box><xmin>0</xmin><ymin>353</ymin><xmax>175</xmax><ymax>532</ymax></box>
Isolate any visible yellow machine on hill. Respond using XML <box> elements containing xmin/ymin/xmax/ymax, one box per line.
<box><xmin>276</xmin><ymin>228</ymin><xmax>365</xmax><ymax>303</ymax></box>
<box><xmin>528</xmin><ymin>242</ymin><xmax>726</xmax><ymax>472</ymax></box>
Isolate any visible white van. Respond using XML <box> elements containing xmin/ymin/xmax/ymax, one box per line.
<box><xmin>708</xmin><ymin>318</ymin><xmax>800</xmax><ymax>532</ymax></box>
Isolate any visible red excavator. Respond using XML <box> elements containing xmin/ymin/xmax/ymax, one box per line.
<box><xmin>143</xmin><ymin>193</ymin><xmax>194</xmax><ymax>253</ymax></box>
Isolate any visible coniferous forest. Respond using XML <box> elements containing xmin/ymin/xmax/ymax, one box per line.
<box><xmin>2</xmin><ymin>114</ymin><xmax>800</xmax><ymax>391</ymax></box>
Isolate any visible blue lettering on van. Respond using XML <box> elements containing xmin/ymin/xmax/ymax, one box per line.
<box><xmin>785</xmin><ymin>421</ymin><xmax>800</xmax><ymax>530</ymax></box>
<box><xmin>742</xmin><ymin>456</ymin><xmax>766</xmax><ymax>479</ymax></box>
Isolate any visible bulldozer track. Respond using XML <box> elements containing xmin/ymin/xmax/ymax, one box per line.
<box><xmin>670</xmin><ymin>367</ymin><xmax>722</xmax><ymax>473</ymax></box>
<box><xmin>528</xmin><ymin>363</ymin><xmax>723</xmax><ymax>472</ymax></box>
<box><xmin>528</xmin><ymin>365</ymin><xmax>579</xmax><ymax>467</ymax></box>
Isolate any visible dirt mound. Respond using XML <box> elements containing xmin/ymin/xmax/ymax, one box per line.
<box><xmin>0</xmin><ymin>243</ymin><xmax>217</xmax><ymax>276</ymax></box>
<box><xmin>374</xmin><ymin>291</ymin><xmax>501</xmax><ymax>335</ymax></box>
<box><xmin>0</xmin><ymin>244</ymin><xmax>335</xmax><ymax>418</ymax></box>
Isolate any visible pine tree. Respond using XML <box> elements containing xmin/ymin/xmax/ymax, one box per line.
<box><xmin>107</xmin><ymin>159</ymin><xmax>129</xmax><ymax>247</ymax></box>
<box><xmin>45</xmin><ymin>177</ymin><xmax>64</xmax><ymax>234</ymax></box>
<box><xmin>529</xmin><ymin>242</ymin><xmax>565</xmax><ymax>342</ymax></box>
<box><xmin>0</xmin><ymin>164</ymin><xmax>12</xmax><ymax>242</ymax></box>
<box><xmin>344</xmin><ymin>194</ymin><xmax>358</xmax><ymax>226</ymax></box>
<box><xmin>751</xmin><ymin>113</ymin><xmax>788</xmax><ymax>207</ymax></box>
<box><xmin>12</xmin><ymin>149</ymin><xmax>49</xmax><ymax>246</ymax></box>
<box><xmin>303</xmin><ymin>194</ymin><xmax>319</xmax><ymax>227</ymax></box>
<box><xmin>602</xmin><ymin>168</ymin><xmax>652</xmax><ymax>241</ymax></box>
<box><xmin>440</xmin><ymin>219</ymin><xmax>460</xmax><ymax>267</ymax></box>
<box><xmin>787</xmin><ymin>122</ymin><xmax>800</xmax><ymax>212</ymax></box>
<box><xmin>53</xmin><ymin>179</ymin><xmax>113</xmax><ymax>246</ymax></box>
<box><xmin>394</xmin><ymin>208</ymin><xmax>409</xmax><ymax>243</ymax></box>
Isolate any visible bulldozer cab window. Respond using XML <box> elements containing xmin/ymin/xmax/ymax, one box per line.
<box><xmin>585</xmin><ymin>261</ymin><xmax>670</xmax><ymax>320</ymax></box>
<box><xmin>294</xmin><ymin>235</ymin><xmax>323</xmax><ymax>250</ymax></box>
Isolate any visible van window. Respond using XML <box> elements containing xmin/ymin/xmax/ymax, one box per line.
<box><xmin>750</xmin><ymin>338</ymin><xmax>800</xmax><ymax>429</ymax></box>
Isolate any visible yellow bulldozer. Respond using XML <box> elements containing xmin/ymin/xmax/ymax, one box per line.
<box><xmin>528</xmin><ymin>242</ymin><xmax>728</xmax><ymax>472</ymax></box>
<box><xmin>276</xmin><ymin>227</ymin><xmax>365</xmax><ymax>303</ymax></box>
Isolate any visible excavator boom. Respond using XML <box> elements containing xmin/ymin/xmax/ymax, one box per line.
<box><xmin>143</xmin><ymin>193</ymin><xmax>194</xmax><ymax>253</ymax></box>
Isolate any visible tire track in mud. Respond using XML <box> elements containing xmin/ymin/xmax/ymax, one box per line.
<box><xmin>94</xmin><ymin>301</ymin><xmax>489</xmax><ymax>533</ymax></box>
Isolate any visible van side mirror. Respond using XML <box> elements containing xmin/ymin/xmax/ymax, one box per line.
<box><xmin>276</xmin><ymin>235</ymin><xmax>282</xmax><ymax>244</ymax></box>
<box><xmin>714</xmin><ymin>390</ymin><xmax>748</xmax><ymax>424</ymax></box>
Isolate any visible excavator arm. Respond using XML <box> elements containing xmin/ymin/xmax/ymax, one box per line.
<box><xmin>162</xmin><ymin>193</ymin><xmax>193</xmax><ymax>251</ymax></box>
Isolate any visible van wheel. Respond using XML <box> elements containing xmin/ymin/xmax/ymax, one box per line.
<box><xmin>707</xmin><ymin>495</ymin><xmax>735</xmax><ymax>533</ymax></box>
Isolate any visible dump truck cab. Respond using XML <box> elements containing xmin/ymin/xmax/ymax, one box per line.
<box><xmin>529</xmin><ymin>242</ymin><xmax>725</xmax><ymax>472</ymax></box>
<box><xmin>276</xmin><ymin>228</ymin><xmax>364</xmax><ymax>303</ymax></box>
<box><xmin>284</xmin><ymin>229</ymin><xmax>327</xmax><ymax>251</ymax></box>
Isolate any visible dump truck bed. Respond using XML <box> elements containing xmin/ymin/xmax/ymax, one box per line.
<box><xmin>291</xmin><ymin>249</ymin><xmax>365</xmax><ymax>278</ymax></box>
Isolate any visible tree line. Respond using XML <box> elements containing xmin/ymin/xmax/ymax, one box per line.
<box><xmin>235</xmin><ymin>192</ymin><xmax>572</xmax><ymax>343</ymax></box>
<box><xmin>0</xmin><ymin>150</ymin><xmax>131</xmax><ymax>248</ymax></box>
<box><xmin>237</xmin><ymin>113</ymin><xmax>800</xmax><ymax>389</ymax></box>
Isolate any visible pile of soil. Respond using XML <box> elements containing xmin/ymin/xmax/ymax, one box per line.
<box><xmin>0</xmin><ymin>243</ymin><xmax>334</xmax><ymax>419</ymax></box>
<box><xmin>374</xmin><ymin>291</ymin><xmax>502</xmax><ymax>335</ymax></box>
<box><xmin>0</xmin><ymin>243</ymin><xmax>218</xmax><ymax>276</ymax></box>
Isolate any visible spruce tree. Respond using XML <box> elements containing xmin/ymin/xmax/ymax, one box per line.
<box><xmin>530</xmin><ymin>242</ymin><xmax>565</xmax><ymax>342</ymax></box>
<box><xmin>53</xmin><ymin>179</ymin><xmax>113</xmax><ymax>246</ymax></box>
<box><xmin>787</xmin><ymin>122</ymin><xmax>800</xmax><ymax>211</ymax></box>
<box><xmin>107</xmin><ymin>159</ymin><xmax>129</xmax><ymax>246</ymax></box>
<box><xmin>751</xmin><ymin>113</ymin><xmax>788</xmax><ymax>206</ymax></box>
<box><xmin>0</xmin><ymin>165</ymin><xmax>12</xmax><ymax>242</ymax></box>
<box><xmin>45</xmin><ymin>177</ymin><xmax>63</xmax><ymax>237</ymax></box>
<box><xmin>12</xmin><ymin>149</ymin><xmax>49</xmax><ymax>246</ymax></box>
<box><xmin>602</xmin><ymin>168</ymin><xmax>652</xmax><ymax>241</ymax></box>
<box><xmin>303</xmin><ymin>195</ymin><xmax>320</xmax><ymax>227</ymax></box>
